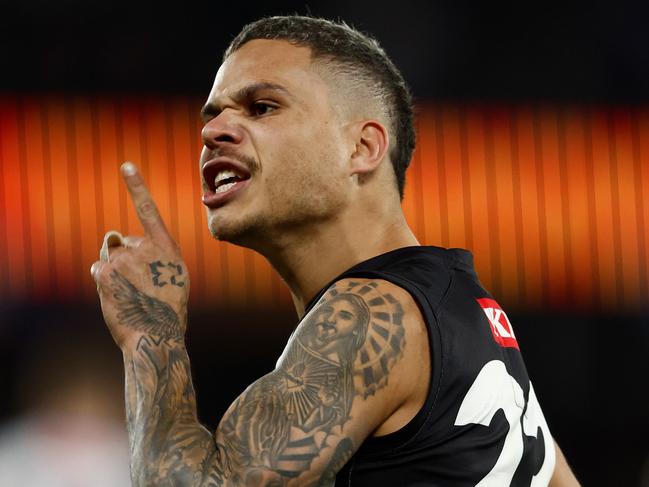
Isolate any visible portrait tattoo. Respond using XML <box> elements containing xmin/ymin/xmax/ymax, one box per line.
<box><xmin>215</xmin><ymin>280</ymin><xmax>406</xmax><ymax>482</ymax></box>
<box><xmin>149</xmin><ymin>260</ymin><xmax>186</xmax><ymax>288</ymax></box>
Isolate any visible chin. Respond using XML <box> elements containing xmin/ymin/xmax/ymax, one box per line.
<box><xmin>207</xmin><ymin>211</ymin><xmax>265</xmax><ymax>249</ymax></box>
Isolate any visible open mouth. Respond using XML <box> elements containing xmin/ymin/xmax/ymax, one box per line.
<box><xmin>203</xmin><ymin>160</ymin><xmax>251</xmax><ymax>193</ymax></box>
<box><xmin>201</xmin><ymin>158</ymin><xmax>252</xmax><ymax>208</ymax></box>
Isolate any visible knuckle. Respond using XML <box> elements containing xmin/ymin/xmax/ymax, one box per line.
<box><xmin>90</xmin><ymin>261</ymin><xmax>101</xmax><ymax>279</ymax></box>
<box><xmin>122</xmin><ymin>236</ymin><xmax>141</xmax><ymax>248</ymax></box>
<box><xmin>138</xmin><ymin>200</ymin><xmax>158</xmax><ymax>217</ymax></box>
<box><xmin>91</xmin><ymin>261</ymin><xmax>111</xmax><ymax>283</ymax></box>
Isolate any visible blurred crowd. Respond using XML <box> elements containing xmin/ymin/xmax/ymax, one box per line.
<box><xmin>0</xmin><ymin>318</ymin><xmax>130</xmax><ymax>486</ymax></box>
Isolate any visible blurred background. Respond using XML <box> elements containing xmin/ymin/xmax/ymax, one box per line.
<box><xmin>1</xmin><ymin>0</ymin><xmax>648</xmax><ymax>485</ymax></box>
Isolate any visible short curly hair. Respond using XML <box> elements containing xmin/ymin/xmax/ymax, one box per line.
<box><xmin>225</xmin><ymin>16</ymin><xmax>416</xmax><ymax>200</ymax></box>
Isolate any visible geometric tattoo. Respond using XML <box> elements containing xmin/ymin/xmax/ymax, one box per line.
<box><xmin>149</xmin><ymin>260</ymin><xmax>186</xmax><ymax>288</ymax></box>
<box><xmin>120</xmin><ymin>278</ymin><xmax>405</xmax><ymax>486</ymax></box>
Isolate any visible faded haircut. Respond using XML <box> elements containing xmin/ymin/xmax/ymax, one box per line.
<box><xmin>224</xmin><ymin>15</ymin><xmax>416</xmax><ymax>200</ymax></box>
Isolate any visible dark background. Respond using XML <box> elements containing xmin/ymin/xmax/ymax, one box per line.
<box><xmin>3</xmin><ymin>0</ymin><xmax>649</xmax><ymax>101</ymax></box>
<box><xmin>1</xmin><ymin>1</ymin><xmax>648</xmax><ymax>485</ymax></box>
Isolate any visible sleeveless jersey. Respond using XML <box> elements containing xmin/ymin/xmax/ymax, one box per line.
<box><xmin>302</xmin><ymin>246</ymin><xmax>555</xmax><ymax>487</ymax></box>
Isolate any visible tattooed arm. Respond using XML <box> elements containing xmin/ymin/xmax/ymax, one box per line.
<box><xmin>209</xmin><ymin>278</ymin><xmax>427</xmax><ymax>487</ymax></box>
<box><xmin>92</xmin><ymin>164</ymin><xmax>212</xmax><ymax>485</ymax></box>
<box><xmin>101</xmin><ymin>272</ymin><xmax>425</xmax><ymax>486</ymax></box>
<box><xmin>108</xmin><ymin>273</ymin><xmax>424</xmax><ymax>486</ymax></box>
<box><xmin>92</xmin><ymin>164</ymin><xmax>429</xmax><ymax>486</ymax></box>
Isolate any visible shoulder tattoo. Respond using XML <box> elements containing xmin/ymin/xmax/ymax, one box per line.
<box><xmin>216</xmin><ymin>279</ymin><xmax>406</xmax><ymax>482</ymax></box>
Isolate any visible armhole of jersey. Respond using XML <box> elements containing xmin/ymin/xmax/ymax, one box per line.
<box><xmin>329</xmin><ymin>269</ymin><xmax>452</xmax><ymax>457</ymax></box>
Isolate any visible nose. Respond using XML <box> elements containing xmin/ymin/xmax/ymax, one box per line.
<box><xmin>201</xmin><ymin>111</ymin><xmax>244</xmax><ymax>150</ymax></box>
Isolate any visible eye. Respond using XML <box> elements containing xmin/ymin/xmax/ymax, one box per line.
<box><xmin>250</xmin><ymin>101</ymin><xmax>277</xmax><ymax>117</ymax></box>
<box><xmin>338</xmin><ymin>310</ymin><xmax>354</xmax><ymax>320</ymax></box>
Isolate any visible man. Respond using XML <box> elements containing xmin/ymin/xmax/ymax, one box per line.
<box><xmin>91</xmin><ymin>16</ymin><xmax>580</xmax><ymax>486</ymax></box>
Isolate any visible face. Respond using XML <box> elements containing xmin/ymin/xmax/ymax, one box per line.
<box><xmin>200</xmin><ymin>39</ymin><xmax>353</xmax><ymax>248</ymax></box>
<box><xmin>307</xmin><ymin>296</ymin><xmax>367</xmax><ymax>354</ymax></box>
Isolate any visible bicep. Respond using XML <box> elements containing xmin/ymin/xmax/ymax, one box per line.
<box><xmin>213</xmin><ymin>371</ymin><xmax>358</xmax><ymax>486</ymax></box>
<box><xmin>211</xmin><ymin>278</ymin><xmax>424</xmax><ymax>486</ymax></box>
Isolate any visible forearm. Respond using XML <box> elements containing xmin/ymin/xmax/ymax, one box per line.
<box><xmin>91</xmin><ymin>165</ymin><xmax>228</xmax><ymax>485</ymax></box>
<box><xmin>123</xmin><ymin>334</ymin><xmax>223</xmax><ymax>486</ymax></box>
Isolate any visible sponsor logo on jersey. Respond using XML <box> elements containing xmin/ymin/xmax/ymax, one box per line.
<box><xmin>476</xmin><ymin>297</ymin><xmax>519</xmax><ymax>350</ymax></box>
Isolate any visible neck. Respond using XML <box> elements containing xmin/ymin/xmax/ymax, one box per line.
<box><xmin>260</xmin><ymin>208</ymin><xmax>419</xmax><ymax>318</ymax></box>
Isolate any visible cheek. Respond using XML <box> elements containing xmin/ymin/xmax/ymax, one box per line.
<box><xmin>263</xmin><ymin>144</ymin><xmax>332</xmax><ymax>195</ymax></box>
<box><xmin>256</xmin><ymin>121</ymin><xmax>349</xmax><ymax>205</ymax></box>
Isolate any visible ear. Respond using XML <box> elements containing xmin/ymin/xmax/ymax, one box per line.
<box><xmin>349</xmin><ymin>120</ymin><xmax>389</xmax><ymax>176</ymax></box>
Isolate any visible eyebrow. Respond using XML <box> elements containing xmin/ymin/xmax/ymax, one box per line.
<box><xmin>200</xmin><ymin>81</ymin><xmax>294</xmax><ymax>120</ymax></box>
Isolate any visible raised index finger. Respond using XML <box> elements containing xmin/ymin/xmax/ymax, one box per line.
<box><xmin>121</xmin><ymin>162</ymin><xmax>175</xmax><ymax>247</ymax></box>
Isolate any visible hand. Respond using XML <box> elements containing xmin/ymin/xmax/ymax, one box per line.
<box><xmin>91</xmin><ymin>162</ymin><xmax>189</xmax><ymax>349</ymax></box>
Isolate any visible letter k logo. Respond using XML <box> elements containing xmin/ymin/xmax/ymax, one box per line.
<box><xmin>476</xmin><ymin>298</ymin><xmax>520</xmax><ymax>350</ymax></box>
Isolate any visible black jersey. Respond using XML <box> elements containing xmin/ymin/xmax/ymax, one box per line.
<box><xmin>303</xmin><ymin>246</ymin><xmax>555</xmax><ymax>487</ymax></box>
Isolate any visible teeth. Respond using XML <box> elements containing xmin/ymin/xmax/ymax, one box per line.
<box><xmin>214</xmin><ymin>169</ymin><xmax>238</xmax><ymax>186</ymax></box>
<box><xmin>214</xmin><ymin>181</ymin><xmax>236</xmax><ymax>193</ymax></box>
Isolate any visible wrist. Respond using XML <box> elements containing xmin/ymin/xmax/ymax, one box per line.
<box><xmin>119</xmin><ymin>332</ymin><xmax>186</xmax><ymax>354</ymax></box>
